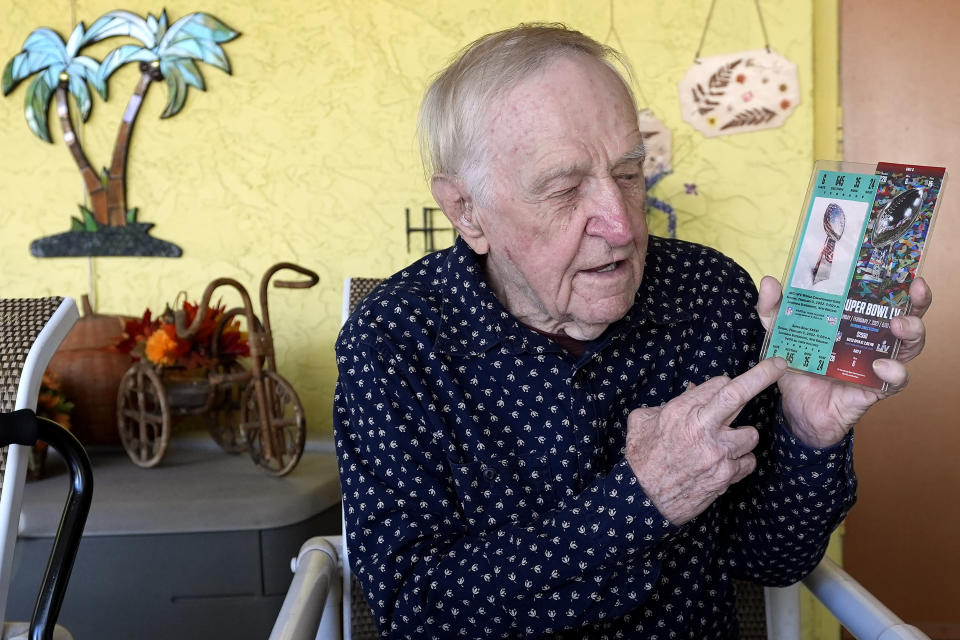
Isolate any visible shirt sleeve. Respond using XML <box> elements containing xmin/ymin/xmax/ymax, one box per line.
<box><xmin>723</xmin><ymin>390</ymin><xmax>856</xmax><ymax>585</ymax></box>
<box><xmin>712</xmin><ymin>265</ymin><xmax>857</xmax><ymax>585</ymax></box>
<box><xmin>335</xmin><ymin>336</ymin><xmax>681</xmax><ymax>639</ymax></box>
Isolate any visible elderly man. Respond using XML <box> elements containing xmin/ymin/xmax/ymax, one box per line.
<box><xmin>334</xmin><ymin>24</ymin><xmax>930</xmax><ymax>639</ymax></box>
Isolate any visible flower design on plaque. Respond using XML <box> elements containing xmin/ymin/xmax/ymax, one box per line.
<box><xmin>637</xmin><ymin>108</ymin><xmax>672</xmax><ymax>176</ymax></box>
<box><xmin>678</xmin><ymin>48</ymin><xmax>799</xmax><ymax>138</ymax></box>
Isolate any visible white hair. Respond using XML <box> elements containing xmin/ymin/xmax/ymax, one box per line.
<box><xmin>418</xmin><ymin>23</ymin><xmax>637</xmax><ymax>205</ymax></box>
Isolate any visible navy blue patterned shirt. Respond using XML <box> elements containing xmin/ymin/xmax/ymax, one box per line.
<box><xmin>334</xmin><ymin>236</ymin><xmax>856</xmax><ymax>639</ymax></box>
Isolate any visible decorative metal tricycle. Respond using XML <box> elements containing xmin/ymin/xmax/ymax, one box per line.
<box><xmin>115</xmin><ymin>263</ymin><xmax>319</xmax><ymax>476</ymax></box>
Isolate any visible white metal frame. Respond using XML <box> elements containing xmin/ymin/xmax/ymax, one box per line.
<box><xmin>273</xmin><ymin>532</ymin><xmax>929</xmax><ymax>640</ymax></box>
<box><xmin>0</xmin><ymin>298</ymin><xmax>79</xmax><ymax>627</ymax></box>
<box><xmin>765</xmin><ymin>562</ymin><xmax>930</xmax><ymax>639</ymax></box>
<box><xmin>269</xmin><ymin>537</ymin><xmax>342</xmax><ymax>640</ymax></box>
<box><xmin>802</xmin><ymin>559</ymin><xmax>929</xmax><ymax>639</ymax></box>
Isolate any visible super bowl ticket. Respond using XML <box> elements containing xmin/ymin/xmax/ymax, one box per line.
<box><xmin>763</xmin><ymin>161</ymin><xmax>947</xmax><ymax>390</ymax></box>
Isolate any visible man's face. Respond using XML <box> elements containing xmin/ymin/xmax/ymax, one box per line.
<box><xmin>464</xmin><ymin>54</ymin><xmax>649</xmax><ymax>341</ymax></box>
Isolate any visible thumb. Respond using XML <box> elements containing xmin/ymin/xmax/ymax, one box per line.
<box><xmin>757</xmin><ymin>276</ymin><xmax>783</xmax><ymax>331</ymax></box>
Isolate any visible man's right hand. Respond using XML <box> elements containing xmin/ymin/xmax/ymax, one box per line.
<box><xmin>625</xmin><ymin>357</ymin><xmax>788</xmax><ymax>525</ymax></box>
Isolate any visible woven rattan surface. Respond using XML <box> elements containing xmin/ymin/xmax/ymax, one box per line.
<box><xmin>347</xmin><ymin>278</ymin><xmax>382</xmax><ymax>317</ymax></box>
<box><xmin>0</xmin><ymin>297</ymin><xmax>63</xmax><ymax>412</ymax></box>
<box><xmin>349</xmin><ymin>574</ymin><xmax>379</xmax><ymax>640</ymax></box>
<box><xmin>735</xmin><ymin>579</ymin><xmax>767</xmax><ymax>639</ymax></box>
<box><xmin>0</xmin><ymin>297</ymin><xmax>64</xmax><ymax>487</ymax></box>
<box><xmin>344</xmin><ymin>279</ymin><xmax>383</xmax><ymax>637</ymax></box>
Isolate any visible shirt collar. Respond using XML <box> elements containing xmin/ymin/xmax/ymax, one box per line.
<box><xmin>433</xmin><ymin>238</ymin><xmax>532</xmax><ymax>356</ymax></box>
<box><xmin>432</xmin><ymin>236</ymin><xmax>691</xmax><ymax>357</ymax></box>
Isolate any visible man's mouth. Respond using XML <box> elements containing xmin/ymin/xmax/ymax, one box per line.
<box><xmin>588</xmin><ymin>261</ymin><xmax>620</xmax><ymax>273</ymax></box>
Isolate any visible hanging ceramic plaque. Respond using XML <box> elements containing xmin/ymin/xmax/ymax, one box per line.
<box><xmin>638</xmin><ymin>109</ymin><xmax>672</xmax><ymax>176</ymax></box>
<box><xmin>678</xmin><ymin>48</ymin><xmax>799</xmax><ymax>138</ymax></box>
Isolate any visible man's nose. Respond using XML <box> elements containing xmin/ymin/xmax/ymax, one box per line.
<box><xmin>584</xmin><ymin>179</ymin><xmax>634</xmax><ymax>245</ymax></box>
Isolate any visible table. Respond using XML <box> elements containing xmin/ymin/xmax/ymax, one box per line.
<box><xmin>6</xmin><ymin>435</ymin><xmax>342</xmax><ymax>640</ymax></box>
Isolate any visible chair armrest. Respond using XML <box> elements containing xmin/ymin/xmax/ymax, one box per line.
<box><xmin>802</xmin><ymin>557</ymin><xmax>930</xmax><ymax>640</ymax></box>
<box><xmin>269</xmin><ymin>536</ymin><xmax>342</xmax><ymax>640</ymax></box>
<box><xmin>0</xmin><ymin>297</ymin><xmax>79</xmax><ymax>628</ymax></box>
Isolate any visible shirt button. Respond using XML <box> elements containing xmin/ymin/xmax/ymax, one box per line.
<box><xmin>481</xmin><ymin>466</ymin><xmax>497</xmax><ymax>481</ymax></box>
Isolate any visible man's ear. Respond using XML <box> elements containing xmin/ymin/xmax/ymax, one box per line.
<box><xmin>431</xmin><ymin>174</ymin><xmax>489</xmax><ymax>255</ymax></box>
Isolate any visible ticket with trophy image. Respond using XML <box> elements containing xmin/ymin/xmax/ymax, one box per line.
<box><xmin>762</xmin><ymin>160</ymin><xmax>947</xmax><ymax>390</ymax></box>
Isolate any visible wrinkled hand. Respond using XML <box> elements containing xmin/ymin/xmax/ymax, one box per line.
<box><xmin>757</xmin><ymin>276</ymin><xmax>932</xmax><ymax>449</ymax></box>
<box><xmin>626</xmin><ymin>358</ymin><xmax>787</xmax><ymax>525</ymax></box>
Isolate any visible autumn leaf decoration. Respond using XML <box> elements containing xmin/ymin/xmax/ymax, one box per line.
<box><xmin>691</xmin><ymin>59</ymin><xmax>742</xmax><ymax>115</ymax></box>
<box><xmin>37</xmin><ymin>371</ymin><xmax>74</xmax><ymax>430</ymax></box>
<box><xmin>114</xmin><ymin>298</ymin><xmax>250</xmax><ymax>370</ymax></box>
<box><xmin>720</xmin><ymin>107</ymin><xmax>777</xmax><ymax>130</ymax></box>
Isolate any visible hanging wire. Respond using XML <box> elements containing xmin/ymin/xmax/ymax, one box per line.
<box><xmin>754</xmin><ymin>0</ymin><xmax>772</xmax><ymax>53</ymax></box>
<box><xmin>603</xmin><ymin>0</ymin><xmax>626</xmax><ymax>51</ymax></box>
<box><xmin>694</xmin><ymin>0</ymin><xmax>771</xmax><ymax>63</ymax></box>
<box><xmin>603</xmin><ymin>0</ymin><xmax>649</xmax><ymax>107</ymax></box>
<box><xmin>693</xmin><ymin>0</ymin><xmax>718</xmax><ymax>62</ymax></box>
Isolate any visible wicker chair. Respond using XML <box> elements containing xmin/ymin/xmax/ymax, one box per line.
<box><xmin>269</xmin><ymin>280</ymin><xmax>928</xmax><ymax>640</ymax></box>
<box><xmin>334</xmin><ymin>278</ymin><xmax>388</xmax><ymax>640</ymax></box>
<box><xmin>0</xmin><ymin>297</ymin><xmax>92</xmax><ymax>640</ymax></box>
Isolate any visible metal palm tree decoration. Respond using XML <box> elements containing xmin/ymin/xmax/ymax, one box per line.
<box><xmin>2</xmin><ymin>24</ymin><xmax>112</xmax><ymax>226</ymax></box>
<box><xmin>1</xmin><ymin>10</ymin><xmax>239</xmax><ymax>257</ymax></box>
<box><xmin>89</xmin><ymin>10</ymin><xmax>239</xmax><ymax>227</ymax></box>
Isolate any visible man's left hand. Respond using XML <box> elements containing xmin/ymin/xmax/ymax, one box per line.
<box><xmin>756</xmin><ymin>276</ymin><xmax>932</xmax><ymax>449</ymax></box>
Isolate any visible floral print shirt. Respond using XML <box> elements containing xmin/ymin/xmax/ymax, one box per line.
<box><xmin>334</xmin><ymin>236</ymin><xmax>856</xmax><ymax>639</ymax></box>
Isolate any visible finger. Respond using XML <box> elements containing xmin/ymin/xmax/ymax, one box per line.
<box><xmin>890</xmin><ymin>314</ymin><xmax>925</xmax><ymax>361</ymax></box>
<box><xmin>667</xmin><ymin>376</ymin><xmax>731</xmax><ymax>432</ymax></box>
<box><xmin>686</xmin><ymin>375</ymin><xmax>730</xmax><ymax>396</ymax></box>
<box><xmin>729</xmin><ymin>452</ymin><xmax>757</xmax><ymax>485</ymax></box>
<box><xmin>687</xmin><ymin>375</ymin><xmax>734</xmax><ymax>423</ymax></box>
<box><xmin>756</xmin><ymin>276</ymin><xmax>783</xmax><ymax>331</ymax></box>
<box><xmin>717</xmin><ymin>425</ymin><xmax>760</xmax><ymax>459</ymax></box>
<box><xmin>682</xmin><ymin>376</ymin><xmax>733</xmax><ymax>413</ymax></box>
<box><xmin>700</xmin><ymin>357</ymin><xmax>787</xmax><ymax>426</ymax></box>
<box><xmin>907</xmin><ymin>277</ymin><xmax>932</xmax><ymax>318</ymax></box>
<box><xmin>872</xmin><ymin>358</ymin><xmax>909</xmax><ymax>392</ymax></box>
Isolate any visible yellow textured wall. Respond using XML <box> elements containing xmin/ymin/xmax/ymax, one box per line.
<box><xmin>0</xmin><ymin>0</ymin><xmax>816</xmax><ymax>438</ymax></box>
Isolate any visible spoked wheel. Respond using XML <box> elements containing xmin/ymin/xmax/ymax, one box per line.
<box><xmin>240</xmin><ymin>371</ymin><xmax>305</xmax><ymax>476</ymax></box>
<box><xmin>117</xmin><ymin>363</ymin><xmax>170</xmax><ymax>468</ymax></box>
<box><xmin>205</xmin><ymin>361</ymin><xmax>247</xmax><ymax>454</ymax></box>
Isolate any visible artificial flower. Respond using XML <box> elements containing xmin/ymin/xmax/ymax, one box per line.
<box><xmin>114</xmin><ymin>298</ymin><xmax>250</xmax><ymax>370</ymax></box>
<box><xmin>144</xmin><ymin>326</ymin><xmax>182</xmax><ymax>366</ymax></box>
<box><xmin>37</xmin><ymin>370</ymin><xmax>73</xmax><ymax>430</ymax></box>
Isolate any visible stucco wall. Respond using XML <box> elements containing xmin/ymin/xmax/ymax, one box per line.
<box><xmin>0</xmin><ymin>0</ymin><xmax>815</xmax><ymax>436</ymax></box>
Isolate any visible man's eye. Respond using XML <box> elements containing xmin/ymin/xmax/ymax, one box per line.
<box><xmin>615</xmin><ymin>173</ymin><xmax>640</xmax><ymax>182</ymax></box>
<box><xmin>552</xmin><ymin>186</ymin><xmax>578</xmax><ymax>199</ymax></box>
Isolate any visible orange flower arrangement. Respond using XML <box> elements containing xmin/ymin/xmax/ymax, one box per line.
<box><xmin>27</xmin><ymin>370</ymin><xmax>74</xmax><ymax>478</ymax></box>
<box><xmin>115</xmin><ymin>298</ymin><xmax>250</xmax><ymax>370</ymax></box>
<box><xmin>37</xmin><ymin>370</ymin><xmax>73</xmax><ymax>429</ymax></box>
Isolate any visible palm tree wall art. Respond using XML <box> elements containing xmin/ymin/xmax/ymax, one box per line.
<box><xmin>2</xmin><ymin>10</ymin><xmax>239</xmax><ymax>257</ymax></box>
